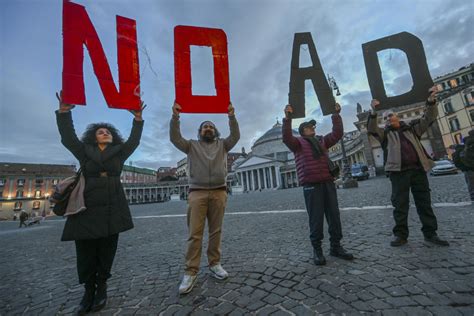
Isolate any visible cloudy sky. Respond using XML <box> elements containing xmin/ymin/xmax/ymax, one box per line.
<box><xmin>1</xmin><ymin>0</ymin><xmax>472</xmax><ymax>170</ymax></box>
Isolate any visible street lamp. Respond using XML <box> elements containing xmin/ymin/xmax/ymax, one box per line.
<box><xmin>327</xmin><ymin>74</ymin><xmax>358</xmax><ymax>189</ymax></box>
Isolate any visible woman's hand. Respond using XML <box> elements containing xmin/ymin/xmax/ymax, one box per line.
<box><xmin>129</xmin><ymin>101</ymin><xmax>146</xmax><ymax>121</ymax></box>
<box><xmin>56</xmin><ymin>91</ymin><xmax>75</xmax><ymax>113</ymax></box>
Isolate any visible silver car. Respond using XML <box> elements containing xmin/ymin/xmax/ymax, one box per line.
<box><xmin>430</xmin><ymin>160</ymin><xmax>458</xmax><ymax>176</ymax></box>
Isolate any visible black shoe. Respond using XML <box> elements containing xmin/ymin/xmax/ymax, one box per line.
<box><xmin>313</xmin><ymin>248</ymin><xmax>326</xmax><ymax>265</ymax></box>
<box><xmin>390</xmin><ymin>236</ymin><xmax>408</xmax><ymax>247</ymax></box>
<box><xmin>330</xmin><ymin>246</ymin><xmax>354</xmax><ymax>260</ymax></box>
<box><xmin>91</xmin><ymin>279</ymin><xmax>107</xmax><ymax>312</ymax></box>
<box><xmin>424</xmin><ymin>235</ymin><xmax>449</xmax><ymax>246</ymax></box>
<box><xmin>76</xmin><ymin>280</ymin><xmax>95</xmax><ymax>315</ymax></box>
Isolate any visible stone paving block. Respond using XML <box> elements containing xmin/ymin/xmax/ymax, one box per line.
<box><xmin>426</xmin><ymin>306</ymin><xmax>462</xmax><ymax>315</ymax></box>
<box><xmin>286</xmin><ymin>290</ymin><xmax>306</xmax><ymax>300</ymax></box>
<box><xmin>280</xmin><ymin>299</ymin><xmax>299</xmax><ymax>310</ymax></box>
<box><xmin>313</xmin><ymin>303</ymin><xmax>332</xmax><ymax>314</ymax></box>
<box><xmin>386</xmin><ymin>286</ymin><xmax>409</xmax><ymax>297</ymax></box>
<box><xmin>262</xmin><ymin>293</ymin><xmax>284</xmax><ymax>305</ymax></box>
<box><xmin>213</xmin><ymin>302</ymin><xmax>236</xmax><ymax>315</ymax></box>
<box><xmin>411</xmin><ymin>295</ymin><xmax>436</xmax><ymax>306</ymax></box>
<box><xmin>258</xmin><ymin>282</ymin><xmax>276</xmax><ymax>292</ymax></box>
<box><xmin>255</xmin><ymin>306</ymin><xmax>280</xmax><ymax>316</ymax></box>
<box><xmin>368</xmin><ymin>299</ymin><xmax>392</xmax><ymax>310</ymax></box>
<box><xmin>221</xmin><ymin>290</ymin><xmax>240</xmax><ymax>302</ymax></box>
<box><xmin>228</xmin><ymin>308</ymin><xmax>247</xmax><ymax>316</ymax></box>
<box><xmin>399</xmin><ymin>307</ymin><xmax>433</xmax><ymax>315</ymax></box>
<box><xmin>234</xmin><ymin>295</ymin><xmax>251</xmax><ymax>308</ymax></box>
<box><xmin>350</xmin><ymin>300</ymin><xmax>375</xmax><ymax>312</ymax></box>
<box><xmin>385</xmin><ymin>296</ymin><xmax>418</xmax><ymax>307</ymax></box>
<box><xmin>445</xmin><ymin>293</ymin><xmax>474</xmax><ymax>305</ymax></box>
<box><xmin>289</xmin><ymin>305</ymin><xmax>313</xmax><ymax>316</ymax></box>
<box><xmin>356</xmin><ymin>290</ymin><xmax>375</xmax><ymax>301</ymax></box>
<box><xmin>247</xmin><ymin>300</ymin><xmax>266</xmax><ymax>311</ymax></box>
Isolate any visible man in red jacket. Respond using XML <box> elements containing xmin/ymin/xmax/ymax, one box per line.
<box><xmin>282</xmin><ymin>103</ymin><xmax>353</xmax><ymax>265</ymax></box>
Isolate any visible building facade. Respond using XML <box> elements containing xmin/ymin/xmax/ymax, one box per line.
<box><xmin>434</xmin><ymin>63</ymin><xmax>474</xmax><ymax>156</ymax></box>
<box><xmin>120</xmin><ymin>165</ymin><xmax>157</xmax><ymax>184</ymax></box>
<box><xmin>328</xmin><ymin>130</ymin><xmax>367</xmax><ymax>169</ymax></box>
<box><xmin>0</xmin><ymin>163</ymin><xmax>76</xmax><ymax>220</ymax></box>
<box><xmin>156</xmin><ymin>167</ymin><xmax>178</xmax><ymax>181</ymax></box>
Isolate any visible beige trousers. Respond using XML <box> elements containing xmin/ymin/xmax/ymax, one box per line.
<box><xmin>185</xmin><ymin>189</ymin><xmax>227</xmax><ymax>275</ymax></box>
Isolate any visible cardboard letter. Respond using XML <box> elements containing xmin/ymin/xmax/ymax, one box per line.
<box><xmin>62</xmin><ymin>0</ymin><xmax>140</xmax><ymax>110</ymax></box>
<box><xmin>288</xmin><ymin>32</ymin><xmax>335</xmax><ymax>118</ymax></box>
<box><xmin>362</xmin><ymin>32</ymin><xmax>433</xmax><ymax>110</ymax></box>
<box><xmin>174</xmin><ymin>25</ymin><xmax>229</xmax><ymax>113</ymax></box>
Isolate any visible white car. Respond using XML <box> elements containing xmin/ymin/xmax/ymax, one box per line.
<box><xmin>430</xmin><ymin>160</ymin><xmax>458</xmax><ymax>176</ymax></box>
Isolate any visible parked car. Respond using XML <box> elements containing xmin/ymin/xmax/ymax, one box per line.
<box><xmin>351</xmin><ymin>163</ymin><xmax>370</xmax><ymax>180</ymax></box>
<box><xmin>430</xmin><ymin>160</ymin><xmax>458</xmax><ymax>176</ymax></box>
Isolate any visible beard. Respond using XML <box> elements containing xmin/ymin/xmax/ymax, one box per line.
<box><xmin>202</xmin><ymin>131</ymin><xmax>215</xmax><ymax>142</ymax></box>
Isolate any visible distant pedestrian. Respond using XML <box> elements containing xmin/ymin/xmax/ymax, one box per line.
<box><xmin>282</xmin><ymin>103</ymin><xmax>353</xmax><ymax>266</ymax></box>
<box><xmin>170</xmin><ymin>101</ymin><xmax>240</xmax><ymax>295</ymax></box>
<box><xmin>19</xmin><ymin>210</ymin><xmax>28</xmax><ymax>228</ymax></box>
<box><xmin>453</xmin><ymin>129</ymin><xmax>474</xmax><ymax>201</ymax></box>
<box><xmin>367</xmin><ymin>85</ymin><xmax>449</xmax><ymax>247</ymax></box>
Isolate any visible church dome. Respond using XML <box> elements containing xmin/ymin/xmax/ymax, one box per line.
<box><xmin>250</xmin><ymin>120</ymin><xmax>299</xmax><ymax>159</ymax></box>
<box><xmin>252</xmin><ymin>120</ymin><xmax>298</xmax><ymax>149</ymax></box>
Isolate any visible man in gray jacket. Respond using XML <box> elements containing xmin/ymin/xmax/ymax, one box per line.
<box><xmin>367</xmin><ymin>86</ymin><xmax>449</xmax><ymax>247</ymax></box>
<box><xmin>170</xmin><ymin>102</ymin><xmax>240</xmax><ymax>294</ymax></box>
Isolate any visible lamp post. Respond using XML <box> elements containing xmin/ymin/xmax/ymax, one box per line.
<box><xmin>327</xmin><ymin>74</ymin><xmax>358</xmax><ymax>188</ymax></box>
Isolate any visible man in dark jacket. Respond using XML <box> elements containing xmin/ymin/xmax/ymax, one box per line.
<box><xmin>282</xmin><ymin>103</ymin><xmax>353</xmax><ymax>265</ymax></box>
<box><xmin>170</xmin><ymin>102</ymin><xmax>240</xmax><ymax>294</ymax></box>
<box><xmin>453</xmin><ymin>129</ymin><xmax>474</xmax><ymax>201</ymax></box>
<box><xmin>367</xmin><ymin>86</ymin><xmax>449</xmax><ymax>247</ymax></box>
<box><xmin>19</xmin><ymin>209</ymin><xmax>28</xmax><ymax>228</ymax></box>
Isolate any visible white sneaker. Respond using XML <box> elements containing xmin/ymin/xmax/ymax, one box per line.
<box><xmin>209</xmin><ymin>264</ymin><xmax>229</xmax><ymax>280</ymax></box>
<box><xmin>178</xmin><ymin>274</ymin><xmax>197</xmax><ymax>295</ymax></box>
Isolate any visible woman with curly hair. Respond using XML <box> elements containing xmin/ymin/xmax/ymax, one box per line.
<box><xmin>55</xmin><ymin>92</ymin><xmax>145</xmax><ymax>314</ymax></box>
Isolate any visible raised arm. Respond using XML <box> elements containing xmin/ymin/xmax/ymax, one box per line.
<box><xmin>367</xmin><ymin>99</ymin><xmax>384</xmax><ymax>142</ymax></box>
<box><xmin>169</xmin><ymin>102</ymin><xmax>191</xmax><ymax>154</ymax></box>
<box><xmin>120</xmin><ymin>101</ymin><xmax>145</xmax><ymax>160</ymax></box>
<box><xmin>55</xmin><ymin>91</ymin><xmax>86</xmax><ymax>162</ymax></box>
<box><xmin>282</xmin><ymin>105</ymin><xmax>301</xmax><ymax>152</ymax></box>
<box><xmin>412</xmin><ymin>86</ymin><xmax>439</xmax><ymax>138</ymax></box>
<box><xmin>322</xmin><ymin>103</ymin><xmax>343</xmax><ymax>148</ymax></box>
<box><xmin>224</xmin><ymin>103</ymin><xmax>240</xmax><ymax>152</ymax></box>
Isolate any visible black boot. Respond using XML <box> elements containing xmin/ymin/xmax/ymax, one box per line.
<box><xmin>313</xmin><ymin>247</ymin><xmax>326</xmax><ymax>265</ymax></box>
<box><xmin>91</xmin><ymin>278</ymin><xmax>107</xmax><ymax>312</ymax></box>
<box><xmin>330</xmin><ymin>245</ymin><xmax>354</xmax><ymax>260</ymax></box>
<box><xmin>76</xmin><ymin>279</ymin><xmax>95</xmax><ymax>315</ymax></box>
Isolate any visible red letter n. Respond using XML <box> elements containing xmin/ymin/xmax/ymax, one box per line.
<box><xmin>62</xmin><ymin>0</ymin><xmax>140</xmax><ymax>110</ymax></box>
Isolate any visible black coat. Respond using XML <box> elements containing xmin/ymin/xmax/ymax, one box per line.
<box><xmin>56</xmin><ymin>111</ymin><xmax>144</xmax><ymax>241</ymax></box>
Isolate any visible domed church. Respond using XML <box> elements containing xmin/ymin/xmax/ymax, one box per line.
<box><xmin>231</xmin><ymin>120</ymin><xmax>300</xmax><ymax>192</ymax></box>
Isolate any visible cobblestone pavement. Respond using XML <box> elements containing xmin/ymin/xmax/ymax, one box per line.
<box><xmin>1</xmin><ymin>174</ymin><xmax>473</xmax><ymax>315</ymax></box>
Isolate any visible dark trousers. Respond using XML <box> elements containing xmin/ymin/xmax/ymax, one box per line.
<box><xmin>303</xmin><ymin>182</ymin><xmax>343</xmax><ymax>249</ymax></box>
<box><xmin>465</xmin><ymin>171</ymin><xmax>474</xmax><ymax>201</ymax></box>
<box><xmin>75</xmin><ymin>234</ymin><xmax>119</xmax><ymax>284</ymax></box>
<box><xmin>389</xmin><ymin>169</ymin><xmax>438</xmax><ymax>239</ymax></box>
